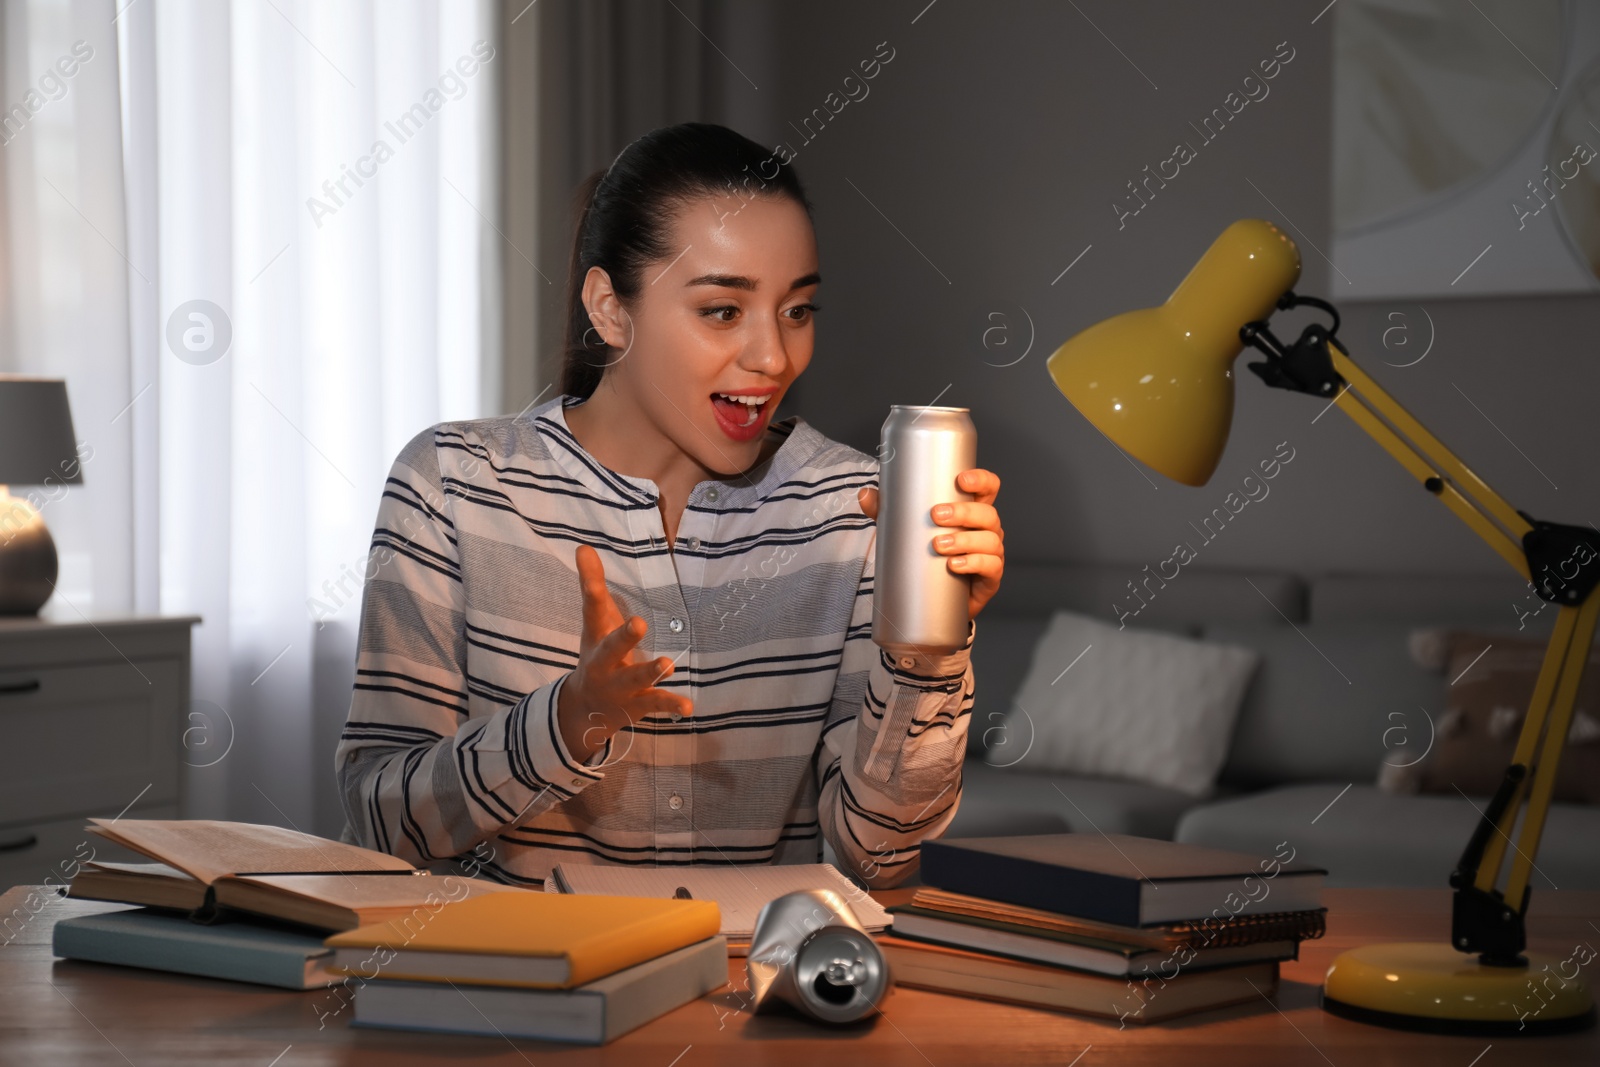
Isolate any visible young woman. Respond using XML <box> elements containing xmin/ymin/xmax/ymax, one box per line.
<box><xmin>336</xmin><ymin>123</ymin><xmax>1005</xmax><ymax>888</ymax></box>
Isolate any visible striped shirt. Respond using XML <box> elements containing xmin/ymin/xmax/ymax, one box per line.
<box><xmin>335</xmin><ymin>393</ymin><xmax>977</xmax><ymax>888</ymax></box>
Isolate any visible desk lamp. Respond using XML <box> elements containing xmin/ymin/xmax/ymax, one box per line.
<box><xmin>0</xmin><ymin>376</ymin><xmax>82</xmax><ymax>614</ymax></box>
<box><xmin>1047</xmin><ymin>219</ymin><xmax>1598</xmax><ymax>1035</ymax></box>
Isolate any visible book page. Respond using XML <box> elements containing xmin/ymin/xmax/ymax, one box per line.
<box><xmin>229</xmin><ymin>874</ymin><xmax>521</xmax><ymax>910</ymax></box>
<box><xmin>550</xmin><ymin>863</ymin><xmax>889</xmax><ymax>939</ymax></box>
<box><xmin>87</xmin><ymin>819</ymin><xmax>415</xmax><ymax>884</ymax></box>
<box><xmin>83</xmin><ymin>861</ymin><xmax>194</xmax><ymax>880</ymax></box>
<box><xmin>69</xmin><ymin>860</ymin><xmax>208</xmax><ymax>911</ymax></box>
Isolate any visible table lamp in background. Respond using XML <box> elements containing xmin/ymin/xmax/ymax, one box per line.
<box><xmin>1047</xmin><ymin>220</ymin><xmax>1598</xmax><ymax>1035</ymax></box>
<box><xmin>0</xmin><ymin>376</ymin><xmax>82</xmax><ymax>615</ymax></box>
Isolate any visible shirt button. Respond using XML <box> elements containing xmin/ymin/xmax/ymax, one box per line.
<box><xmin>687</xmin><ymin>536</ymin><xmax>700</xmax><ymax>551</ymax></box>
<box><xmin>668</xmin><ymin>794</ymin><xmax>684</xmax><ymax>811</ymax></box>
<box><xmin>668</xmin><ymin>708</ymin><xmax>683</xmax><ymax>722</ymax></box>
<box><xmin>668</xmin><ymin>617</ymin><xmax>684</xmax><ymax>633</ymax></box>
<box><xmin>899</xmin><ymin>656</ymin><xmax>916</xmax><ymax>669</ymax></box>
<box><xmin>570</xmin><ymin>778</ymin><xmax>583</xmax><ymax>789</ymax></box>
<box><xmin>705</xmin><ymin>488</ymin><xmax>720</xmax><ymax>502</ymax></box>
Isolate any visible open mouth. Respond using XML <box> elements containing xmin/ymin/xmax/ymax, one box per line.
<box><xmin>710</xmin><ymin>391</ymin><xmax>774</xmax><ymax>439</ymax></box>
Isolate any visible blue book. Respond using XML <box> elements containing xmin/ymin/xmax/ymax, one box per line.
<box><xmin>920</xmin><ymin>834</ymin><xmax>1325</xmax><ymax>927</ymax></box>
<box><xmin>52</xmin><ymin>907</ymin><xmax>340</xmax><ymax>989</ymax></box>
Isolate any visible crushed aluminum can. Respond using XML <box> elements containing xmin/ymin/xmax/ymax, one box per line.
<box><xmin>747</xmin><ymin>888</ymin><xmax>892</xmax><ymax>1024</ymax></box>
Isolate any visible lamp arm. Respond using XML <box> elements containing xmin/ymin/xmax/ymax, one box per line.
<box><xmin>1325</xmin><ymin>344</ymin><xmax>1533</xmax><ymax>576</ymax></box>
<box><xmin>1243</xmin><ymin>298</ymin><xmax>1600</xmax><ymax>965</ymax></box>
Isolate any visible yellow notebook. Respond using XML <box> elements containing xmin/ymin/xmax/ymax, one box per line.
<box><xmin>323</xmin><ymin>892</ymin><xmax>722</xmax><ymax>989</ymax></box>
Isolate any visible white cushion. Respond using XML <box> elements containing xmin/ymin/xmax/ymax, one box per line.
<box><xmin>999</xmin><ymin>611</ymin><xmax>1260</xmax><ymax>796</ymax></box>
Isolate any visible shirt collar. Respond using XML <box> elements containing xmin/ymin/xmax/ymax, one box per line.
<box><xmin>528</xmin><ymin>393</ymin><xmax>825</xmax><ymax>509</ymax></box>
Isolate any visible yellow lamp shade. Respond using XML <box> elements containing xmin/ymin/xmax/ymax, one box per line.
<box><xmin>1046</xmin><ymin>219</ymin><xmax>1302</xmax><ymax>486</ymax></box>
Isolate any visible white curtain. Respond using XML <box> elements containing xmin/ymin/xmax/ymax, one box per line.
<box><xmin>1</xmin><ymin>0</ymin><xmax>502</xmax><ymax>838</ymax></box>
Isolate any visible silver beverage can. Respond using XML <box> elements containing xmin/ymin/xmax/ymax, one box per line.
<box><xmin>747</xmin><ymin>888</ymin><xmax>892</xmax><ymax>1024</ymax></box>
<box><xmin>872</xmin><ymin>405</ymin><xmax>977</xmax><ymax>656</ymax></box>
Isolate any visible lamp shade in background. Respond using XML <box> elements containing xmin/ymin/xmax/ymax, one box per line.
<box><xmin>1045</xmin><ymin>219</ymin><xmax>1302</xmax><ymax>486</ymax></box>
<box><xmin>0</xmin><ymin>377</ymin><xmax>83</xmax><ymax>486</ymax></box>
<box><xmin>0</xmin><ymin>376</ymin><xmax>83</xmax><ymax>614</ymax></box>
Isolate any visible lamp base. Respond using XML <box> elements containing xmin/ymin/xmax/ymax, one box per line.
<box><xmin>0</xmin><ymin>489</ymin><xmax>58</xmax><ymax>615</ymax></box>
<box><xmin>1323</xmin><ymin>943</ymin><xmax>1596</xmax><ymax>1036</ymax></box>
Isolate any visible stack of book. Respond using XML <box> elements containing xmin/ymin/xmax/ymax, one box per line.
<box><xmin>54</xmin><ymin>818</ymin><xmax>730</xmax><ymax>1044</ymax></box>
<box><xmin>326</xmin><ymin>892</ymin><xmax>727</xmax><ymax>1044</ymax></box>
<box><xmin>57</xmin><ymin>817</ymin><xmax>522</xmax><ymax>989</ymax></box>
<box><xmin>883</xmin><ymin>833</ymin><xmax>1327</xmax><ymax>1024</ymax></box>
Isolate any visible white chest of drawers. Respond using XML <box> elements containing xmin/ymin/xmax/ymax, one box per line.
<box><xmin>0</xmin><ymin>614</ymin><xmax>200</xmax><ymax>890</ymax></box>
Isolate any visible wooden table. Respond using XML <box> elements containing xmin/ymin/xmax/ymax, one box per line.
<box><xmin>3</xmin><ymin>885</ymin><xmax>1597</xmax><ymax>1065</ymax></box>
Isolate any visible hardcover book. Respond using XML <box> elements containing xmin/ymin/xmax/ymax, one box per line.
<box><xmin>69</xmin><ymin>819</ymin><xmax>518</xmax><ymax>932</ymax></box>
<box><xmin>919</xmin><ymin>834</ymin><xmax>1324</xmax><ymax>927</ymax></box>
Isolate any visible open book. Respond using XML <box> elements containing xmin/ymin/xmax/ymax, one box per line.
<box><xmin>546</xmin><ymin>862</ymin><xmax>889</xmax><ymax>952</ymax></box>
<box><xmin>69</xmin><ymin>819</ymin><xmax>520</xmax><ymax>932</ymax></box>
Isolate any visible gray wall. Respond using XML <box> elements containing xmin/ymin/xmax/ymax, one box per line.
<box><xmin>514</xmin><ymin>0</ymin><xmax>1599</xmax><ymax>579</ymax></box>
<box><xmin>727</xmin><ymin>1</ymin><xmax>1598</xmax><ymax>578</ymax></box>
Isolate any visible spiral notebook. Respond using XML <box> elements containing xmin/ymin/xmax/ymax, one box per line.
<box><xmin>546</xmin><ymin>863</ymin><xmax>890</xmax><ymax>948</ymax></box>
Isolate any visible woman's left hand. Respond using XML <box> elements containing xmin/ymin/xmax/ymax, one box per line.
<box><xmin>858</xmin><ymin>468</ymin><xmax>1005</xmax><ymax>619</ymax></box>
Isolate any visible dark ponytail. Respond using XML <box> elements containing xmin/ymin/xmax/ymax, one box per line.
<box><xmin>560</xmin><ymin>123</ymin><xmax>813</xmax><ymax>401</ymax></box>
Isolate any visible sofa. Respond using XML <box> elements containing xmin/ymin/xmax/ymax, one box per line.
<box><xmin>923</xmin><ymin>562</ymin><xmax>1600</xmax><ymax>890</ymax></box>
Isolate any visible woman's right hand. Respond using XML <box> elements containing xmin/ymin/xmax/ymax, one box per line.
<box><xmin>556</xmin><ymin>544</ymin><xmax>693</xmax><ymax>762</ymax></box>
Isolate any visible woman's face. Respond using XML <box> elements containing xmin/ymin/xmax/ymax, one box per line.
<box><xmin>584</xmin><ymin>192</ymin><xmax>819</xmax><ymax>477</ymax></box>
